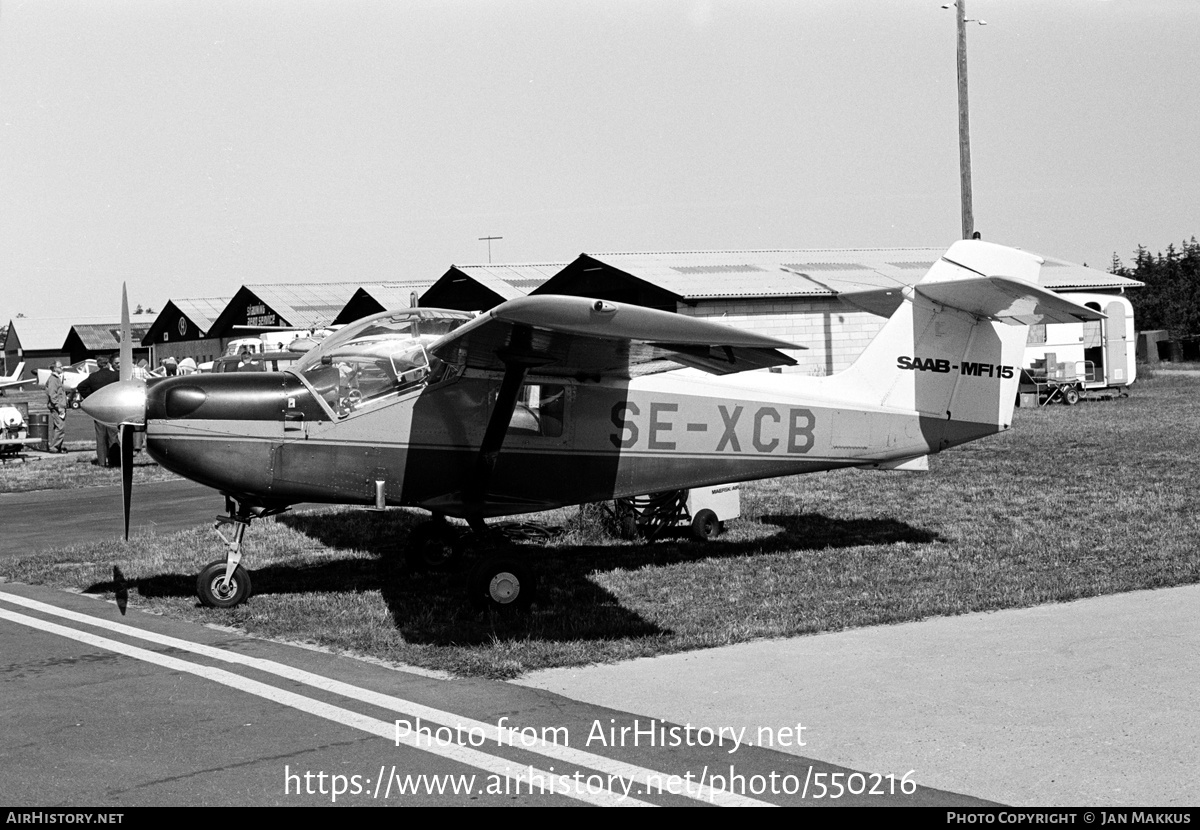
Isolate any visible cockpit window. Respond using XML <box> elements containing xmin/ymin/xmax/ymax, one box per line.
<box><xmin>292</xmin><ymin>309</ymin><xmax>473</xmax><ymax>417</ymax></box>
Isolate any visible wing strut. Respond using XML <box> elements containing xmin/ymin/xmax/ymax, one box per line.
<box><xmin>462</xmin><ymin>325</ymin><xmax>551</xmax><ymax>531</ymax></box>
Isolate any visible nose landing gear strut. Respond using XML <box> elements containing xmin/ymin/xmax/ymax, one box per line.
<box><xmin>197</xmin><ymin>497</ymin><xmax>288</xmax><ymax>608</ymax></box>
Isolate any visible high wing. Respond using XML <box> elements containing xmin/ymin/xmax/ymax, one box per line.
<box><xmin>427</xmin><ymin>295</ymin><xmax>801</xmax><ymax>377</ymax></box>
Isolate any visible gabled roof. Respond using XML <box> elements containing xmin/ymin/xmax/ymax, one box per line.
<box><xmin>421</xmin><ymin>263</ymin><xmax>565</xmax><ymax>311</ymax></box>
<box><xmin>444</xmin><ymin>264</ymin><xmax>560</xmax><ymax>298</ymax></box>
<box><xmin>208</xmin><ymin>282</ymin><xmax>372</xmax><ymax>337</ymax></box>
<box><xmin>353</xmin><ymin>281</ymin><xmax>433</xmax><ymax>310</ymax></box>
<box><xmin>69</xmin><ymin>321</ymin><xmax>156</xmax><ymax>351</ymax></box>
<box><xmin>170</xmin><ymin>297</ymin><xmax>228</xmax><ymax>333</ymax></box>
<box><xmin>1037</xmin><ymin>257</ymin><xmax>1144</xmax><ymax>291</ymax></box>
<box><xmin>5</xmin><ymin>316</ymin><xmax>113</xmax><ymax>352</ymax></box>
<box><xmin>536</xmin><ymin>248</ymin><xmax>1141</xmax><ymax>303</ymax></box>
<box><xmin>332</xmin><ymin>280</ymin><xmax>437</xmax><ymax>325</ymax></box>
<box><xmin>240</xmin><ymin>282</ymin><xmax>367</xmax><ymax>328</ymax></box>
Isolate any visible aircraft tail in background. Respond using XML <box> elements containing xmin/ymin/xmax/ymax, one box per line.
<box><xmin>0</xmin><ymin>362</ymin><xmax>32</xmax><ymax>391</ymax></box>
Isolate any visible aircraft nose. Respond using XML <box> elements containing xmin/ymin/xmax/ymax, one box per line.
<box><xmin>80</xmin><ymin>379</ymin><xmax>147</xmax><ymax>427</ymax></box>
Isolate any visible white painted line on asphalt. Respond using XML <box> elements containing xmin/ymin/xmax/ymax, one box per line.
<box><xmin>0</xmin><ymin>590</ymin><xmax>775</xmax><ymax>806</ymax></box>
<box><xmin>0</xmin><ymin>605</ymin><xmax>651</xmax><ymax>807</ymax></box>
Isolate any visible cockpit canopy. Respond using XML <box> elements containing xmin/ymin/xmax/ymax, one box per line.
<box><xmin>292</xmin><ymin>308</ymin><xmax>475</xmax><ymax>417</ymax></box>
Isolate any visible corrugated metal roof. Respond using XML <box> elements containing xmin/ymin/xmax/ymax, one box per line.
<box><xmin>444</xmin><ymin>264</ymin><xmax>562</xmax><ymax>300</ymax></box>
<box><xmin>571</xmin><ymin>248</ymin><xmax>1141</xmax><ymax>299</ymax></box>
<box><xmin>6</xmin><ymin>316</ymin><xmax>114</xmax><ymax>351</ymax></box>
<box><xmin>170</xmin><ymin>297</ymin><xmax>229</xmax><ymax>333</ymax></box>
<box><xmin>353</xmin><ymin>281</ymin><xmax>435</xmax><ymax>311</ymax></box>
<box><xmin>242</xmin><ymin>282</ymin><xmax>369</xmax><ymax>327</ymax></box>
<box><xmin>70</xmin><ymin>321</ymin><xmax>156</xmax><ymax>350</ymax></box>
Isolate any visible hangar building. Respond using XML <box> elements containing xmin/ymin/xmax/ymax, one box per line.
<box><xmin>528</xmin><ymin>248</ymin><xmax>1141</xmax><ymax>375</ymax></box>
<box><xmin>143</xmin><ymin>297</ymin><xmax>229</xmax><ymax>367</ymax></box>
<box><xmin>64</xmin><ymin>318</ymin><xmax>155</xmax><ymax>365</ymax></box>
<box><xmin>207</xmin><ymin>283</ymin><xmax>370</xmax><ymax>342</ymax></box>
<box><xmin>332</xmin><ymin>280</ymin><xmax>437</xmax><ymax>325</ymax></box>
<box><xmin>4</xmin><ymin>315</ymin><xmax>154</xmax><ymax>379</ymax></box>
<box><xmin>420</xmin><ymin>264</ymin><xmax>560</xmax><ymax>311</ymax></box>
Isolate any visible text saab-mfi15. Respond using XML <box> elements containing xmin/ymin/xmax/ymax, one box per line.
<box><xmin>84</xmin><ymin>240</ymin><xmax>1104</xmax><ymax>610</ymax></box>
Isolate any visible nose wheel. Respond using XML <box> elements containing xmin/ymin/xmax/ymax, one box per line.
<box><xmin>196</xmin><ymin>498</ymin><xmax>286</xmax><ymax>608</ymax></box>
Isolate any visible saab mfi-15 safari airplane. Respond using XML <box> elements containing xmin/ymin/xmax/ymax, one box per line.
<box><xmin>84</xmin><ymin>240</ymin><xmax>1103</xmax><ymax>611</ymax></box>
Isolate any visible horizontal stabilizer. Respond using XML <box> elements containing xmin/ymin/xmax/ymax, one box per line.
<box><xmin>835</xmin><ymin>287</ymin><xmax>906</xmax><ymax>318</ymax></box>
<box><xmin>916</xmin><ymin>276</ymin><xmax>1105</xmax><ymax>326</ymax></box>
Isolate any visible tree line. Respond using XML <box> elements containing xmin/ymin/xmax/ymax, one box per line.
<box><xmin>1111</xmin><ymin>237</ymin><xmax>1200</xmax><ymax>338</ymax></box>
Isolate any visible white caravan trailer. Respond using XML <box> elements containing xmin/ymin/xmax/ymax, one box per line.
<box><xmin>1022</xmin><ymin>292</ymin><xmax>1136</xmax><ymax>400</ymax></box>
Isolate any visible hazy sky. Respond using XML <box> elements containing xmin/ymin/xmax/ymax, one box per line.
<box><xmin>1</xmin><ymin>0</ymin><xmax>1196</xmax><ymax>321</ymax></box>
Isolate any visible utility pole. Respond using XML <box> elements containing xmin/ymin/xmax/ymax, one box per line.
<box><xmin>945</xmin><ymin>1</ymin><xmax>985</xmax><ymax>239</ymax></box>
<box><xmin>956</xmin><ymin>0</ymin><xmax>974</xmax><ymax>240</ymax></box>
<box><xmin>478</xmin><ymin>236</ymin><xmax>503</xmax><ymax>264</ymax></box>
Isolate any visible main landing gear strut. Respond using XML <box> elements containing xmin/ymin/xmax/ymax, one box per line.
<box><xmin>401</xmin><ymin>334</ymin><xmax>547</xmax><ymax>613</ymax></box>
<box><xmin>403</xmin><ymin>514</ymin><xmax>538</xmax><ymax>612</ymax></box>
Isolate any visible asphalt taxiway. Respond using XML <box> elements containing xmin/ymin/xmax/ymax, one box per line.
<box><xmin>2</xmin><ymin>474</ymin><xmax>1196</xmax><ymax>806</ymax></box>
<box><xmin>0</xmin><ymin>582</ymin><xmax>986</xmax><ymax>807</ymax></box>
<box><xmin>1</xmin><ymin>477</ymin><xmax>227</xmax><ymax>557</ymax></box>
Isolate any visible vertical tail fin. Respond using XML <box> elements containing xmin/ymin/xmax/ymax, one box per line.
<box><xmin>818</xmin><ymin>240</ymin><xmax>1103</xmax><ymax>447</ymax></box>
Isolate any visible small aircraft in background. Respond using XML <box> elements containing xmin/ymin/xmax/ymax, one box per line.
<box><xmin>0</xmin><ymin>362</ymin><xmax>36</xmax><ymax>394</ymax></box>
<box><xmin>84</xmin><ymin>241</ymin><xmax>1104</xmax><ymax>611</ymax></box>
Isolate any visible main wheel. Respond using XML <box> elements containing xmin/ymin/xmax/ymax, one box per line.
<box><xmin>690</xmin><ymin>509</ymin><xmax>723</xmax><ymax>541</ymax></box>
<box><xmin>469</xmin><ymin>556</ymin><xmax>536</xmax><ymax>611</ymax></box>
<box><xmin>196</xmin><ymin>560</ymin><xmax>252</xmax><ymax>608</ymax></box>
<box><xmin>406</xmin><ymin>521</ymin><xmax>462</xmax><ymax>571</ymax></box>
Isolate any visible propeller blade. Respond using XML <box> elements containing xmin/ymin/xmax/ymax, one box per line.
<box><xmin>119</xmin><ymin>422</ymin><xmax>135</xmax><ymax>539</ymax></box>
<box><xmin>120</xmin><ymin>283</ymin><xmax>133</xmax><ymax>382</ymax></box>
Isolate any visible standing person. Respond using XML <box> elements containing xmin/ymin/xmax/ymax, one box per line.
<box><xmin>76</xmin><ymin>355</ymin><xmax>120</xmax><ymax>467</ymax></box>
<box><xmin>45</xmin><ymin>361</ymin><xmax>68</xmax><ymax>454</ymax></box>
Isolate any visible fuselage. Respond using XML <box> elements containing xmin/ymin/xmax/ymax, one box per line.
<box><xmin>141</xmin><ymin>364</ymin><xmax>994</xmax><ymax>519</ymax></box>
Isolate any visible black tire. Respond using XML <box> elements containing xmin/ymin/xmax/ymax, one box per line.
<box><xmin>1062</xmin><ymin>387</ymin><xmax>1080</xmax><ymax>406</ymax></box>
<box><xmin>690</xmin><ymin>509</ymin><xmax>722</xmax><ymax>541</ymax></box>
<box><xmin>469</xmin><ymin>556</ymin><xmax>536</xmax><ymax>611</ymax></box>
<box><xmin>196</xmin><ymin>560</ymin><xmax>252</xmax><ymax>608</ymax></box>
<box><xmin>406</xmin><ymin>521</ymin><xmax>461</xmax><ymax>571</ymax></box>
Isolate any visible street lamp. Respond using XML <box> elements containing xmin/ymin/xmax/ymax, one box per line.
<box><xmin>942</xmin><ymin>2</ymin><xmax>987</xmax><ymax>240</ymax></box>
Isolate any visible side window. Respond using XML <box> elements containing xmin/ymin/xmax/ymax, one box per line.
<box><xmin>508</xmin><ymin>384</ymin><xmax>566</xmax><ymax>438</ymax></box>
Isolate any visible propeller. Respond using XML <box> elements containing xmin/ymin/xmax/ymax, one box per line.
<box><xmin>120</xmin><ymin>422</ymin><xmax>136</xmax><ymax>539</ymax></box>
<box><xmin>119</xmin><ymin>284</ymin><xmax>133</xmax><ymax>383</ymax></box>
<box><xmin>81</xmin><ymin>282</ymin><xmax>148</xmax><ymax>539</ymax></box>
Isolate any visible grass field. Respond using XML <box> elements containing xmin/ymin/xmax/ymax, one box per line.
<box><xmin>0</xmin><ymin>388</ymin><xmax>179</xmax><ymax>492</ymax></box>
<box><xmin>0</xmin><ymin>450</ymin><xmax>180</xmax><ymax>493</ymax></box>
<box><xmin>3</xmin><ymin>370</ymin><xmax>1198</xmax><ymax>679</ymax></box>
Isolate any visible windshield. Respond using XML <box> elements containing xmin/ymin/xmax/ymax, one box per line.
<box><xmin>292</xmin><ymin>309</ymin><xmax>473</xmax><ymax>416</ymax></box>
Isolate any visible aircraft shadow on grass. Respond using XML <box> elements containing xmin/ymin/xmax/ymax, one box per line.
<box><xmin>85</xmin><ymin>509</ymin><xmax>939</xmax><ymax>647</ymax></box>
